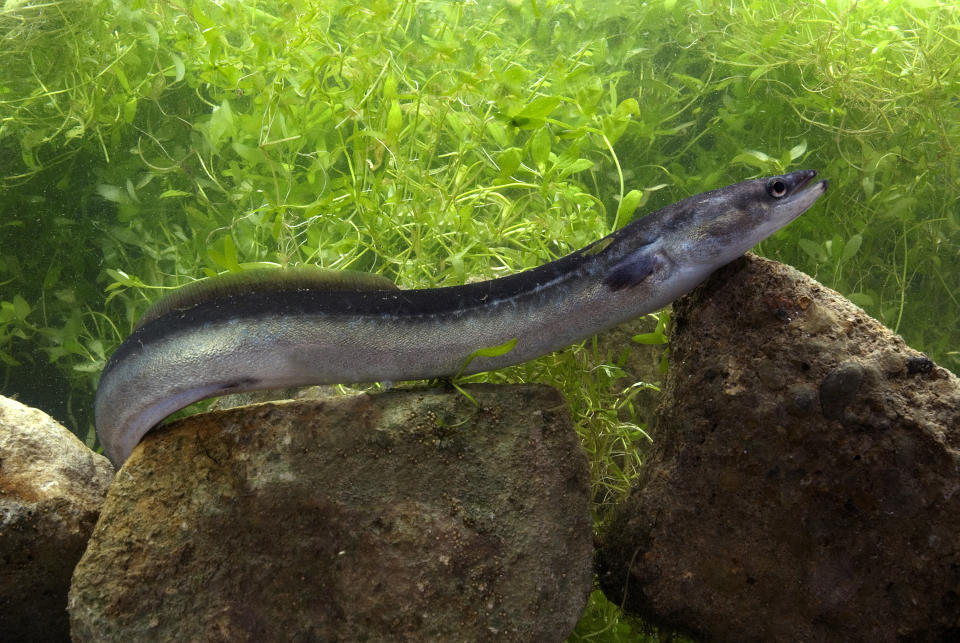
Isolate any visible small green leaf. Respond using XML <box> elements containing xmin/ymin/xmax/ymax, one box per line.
<box><xmin>444</xmin><ymin>111</ymin><xmax>468</xmax><ymax>138</ymax></box>
<box><xmin>114</xmin><ymin>66</ymin><xmax>130</xmax><ymax>92</ymax></box>
<box><xmin>748</xmin><ymin>66</ymin><xmax>769</xmax><ymax>82</ymax></box>
<box><xmin>96</xmin><ymin>184</ymin><xmax>129</xmax><ymax>204</ymax></box>
<box><xmin>386</xmin><ymin>100</ymin><xmax>403</xmax><ymax>140</ymax></box>
<box><xmin>788</xmin><ymin>140</ymin><xmax>807</xmax><ymax>161</ymax></box>
<box><xmin>82</xmin><ymin>423</ymin><xmax>97</xmax><ymax>450</ymax></box>
<box><xmin>840</xmin><ymin>234</ymin><xmax>863</xmax><ymax>263</ymax></box>
<box><xmin>104</xmin><ymin>269</ymin><xmax>126</xmax><ymax>285</ymax></box>
<box><xmin>123</xmin><ymin>97</ymin><xmax>138</xmax><ymax>123</ymax></box>
<box><xmin>486</xmin><ymin>120</ymin><xmax>509</xmax><ymax>147</ymax></box>
<box><xmin>472</xmin><ymin>338</ymin><xmax>517</xmax><ymax>359</ymax></box>
<box><xmin>582</xmin><ymin>237</ymin><xmax>614</xmax><ymax>256</ymax></box>
<box><xmin>827</xmin><ymin>235</ymin><xmax>841</xmax><ymax>261</ymax></box>
<box><xmin>63</xmin><ymin>340</ymin><xmax>85</xmax><ymax>356</ymax></box>
<box><xmin>43</xmin><ymin>265</ymin><xmax>61</xmax><ymax>291</ymax></box>
<box><xmin>65</xmin><ymin>124</ymin><xmax>85</xmax><ymax>140</ymax></box>
<box><xmin>455</xmin><ymin>338</ymin><xmax>518</xmax><ymax>379</ymax></box>
<box><xmin>510</xmin><ymin>96</ymin><xmax>561</xmax><ymax>129</ymax></box>
<box><xmin>207</xmin><ymin>248</ymin><xmax>226</xmax><ymax>270</ymax></box>
<box><xmin>732</xmin><ymin>150</ymin><xmax>779</xmax><ymax>172</ymax></box>
<box><xmin>125</xmin><ymin>178</ymin><xmax>139</xmax><ymax>203</ymax></box>
<box><xmin>576</xmin><ymin>80</ymin><xmax>604</xmax><ymax>115</ymax></box>
<box><xmin>0</xmin><ymin>350</ymin><xmax>21</xmax><ymax>366</ymax></box>
<box><xmin>19</xmin><ymin>144</ymin><xmax>39</xmax><ymax>171</ymax></box>
<box><xmin>516</xmin><ymin>96</ymin><xmax>561</xmax><ymax>120</ymax></box>
<box><xmin>103</xmin><ymin>269</ymin><xmax>148</xmax><ymax>303</ymax></box>
<box><xmin>86</xmin><ymin>339</ymin><xmax>105</xmax><ymax>360</ymax></box>
<box><xmin>654</xmin><ymin>121</ymin><xmax>694</xmax><ymax>136</ymax></box>
<box><xmin>654</xmin><ymin>310</ymin><xmax>671</xmax><ymax>335</ymax></box>
<box><xmin>271</xmin><ymin>211</ymin><xmax>284</xmax><ymax>241</ymax></box>
<box><xmin>760</xmin><ymin>23</ymin><xmax>789</xmax><ymax>50</ymax></box>
<box><xmin>222</xmin><ymin>235</ymin><xmax>240</xmax><ymax>271</ymax></box>
<box><xmin>232</xmin><ymin>142</ymin><xmax>266</xmax><ymax>164</ymax></box>
<box><xmin>159</xmin><ymin>190</ymin><xmax>192</xmax><ymax>198</ymax></box>
<box><xmin>798</xmin><ymin>238</ymin><xmax>826</xmax><ymax>262</ymax></box>
<box><xmin>530</xmin><ymin>128</ymin><xmax>551</xmax><ymax>170</ymax></box>
<box><xmin>615</xmin><ymin>98</ymin><xmax>640</xmax><ymax>118</ymax></box>
<box><xmin>615</xmin><ymin>189</ymin><xmax>645</xmax><ymax>227</ymax></box>
<box><xmin>171</xmin><ymin>54</ymin><xmax>185</xmax><ymax>82</ymax></box>
<box><xmin>632</xmin><ymin>332</ymin><xmax>668</xmax><ymax>345</ymax></box>
<box><xmin>497</xmin><ymin>147</ymin><xmax>523</xmax><ymax>179</ymax></box>
<box><xmin>383</xmin><ymin>72</ymin><xmax>398</xmax><ymax>101</ymax></box>
<box><xmin>206</xmin><ymin>99</ymin><xmax>235</xmax><ymax>149</ymax></box>
<box><xmin>556</xmin><ymin>158</ymin><xmax>593</xmax><ymax>179</ymax></box>
<box><xmin>671</xmin><ymin>74</ymin><xmax>704</xmax><ymax>92</ymax></box>
<box><xmin>144</xmin><ymin>22</ymin><xmax>159</xmax><ymax>48</ymax></box>
<box><xmin>12</xmin><ymin>295</ymin><xmax>30</xmax><ymax>321</ymax></box>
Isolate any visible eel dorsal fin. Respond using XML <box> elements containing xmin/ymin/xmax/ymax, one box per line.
<box><xmin>135</xmin><ymin>266</ymin><xmax>398</xmax><ymax>329</ymax></box>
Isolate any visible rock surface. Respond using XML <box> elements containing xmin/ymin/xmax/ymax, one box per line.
<box><xmin>597</xmin><ymin>254</ymin><xmax>960</xmax><ymax>642</ymax></box>
<box><xmin>0</xmin><ymin>395</ymin><xmax>115</xmax><ymax>642</ymax></box>
<box><xmin>70</xmin><ymin>384</ymin><xmax>593</xmax><ymax>642</ymax></box>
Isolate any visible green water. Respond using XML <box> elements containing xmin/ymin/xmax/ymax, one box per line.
<box><xmin>1</xmin><ymin>0</ymin><xmax>957</xmax><ymax>638</ymax></box>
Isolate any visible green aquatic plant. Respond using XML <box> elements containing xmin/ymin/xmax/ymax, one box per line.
<box><xmin>2</xmin><ymin>0</ymin><xmax>959</xmax><ymax>638</ymax></box>
<box><xmin>632</xmin><ymin>309</ymin><xmax>670</xmax><ymax>374</ymax></box>
<box><xmin>568</xmin><ymin>590</ymin><xmax>643</xmax><ymax>642</ymax></box>
<box><xmin>699</xmin><ymin>0</ymin><xmax>960</xmax><ymax>364</ymax></box>
<box><xmin>0</xmin><ymin>295</ymin><xmax>33</xmax><ymax>366</ymax></box>
<box><xmin>450</xmin><ymin>337</ymin><xmax>518</xmax><ymax>406</ymax></box>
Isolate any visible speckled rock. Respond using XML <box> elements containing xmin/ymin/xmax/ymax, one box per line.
<box><xmin>0</xmin><ymin>395</ymin><xmax>115</xmax><ymax>642</ymax></box>
<box><xmin>597</xmin><ymin>254</ymin><xmax>960</xmax><ymax>642</ymax></box>
<box><xmin>69</xmin><ymin>384</ymin><xmax>592</xmax><ymax>642</ymax></box>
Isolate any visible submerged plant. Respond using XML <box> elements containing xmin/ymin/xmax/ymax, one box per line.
<box><xmin>1</xmin><ymin>0</ymin><xmax>958</xmax><ymax>638</ymax></box>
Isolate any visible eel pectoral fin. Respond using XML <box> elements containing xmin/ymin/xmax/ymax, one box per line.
<box><xmin>603</xmin><ymin>249</ymin><xmax>659</xmax><ymax>291</ymax></box>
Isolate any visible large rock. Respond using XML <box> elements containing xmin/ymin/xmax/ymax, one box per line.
<box><xmin>598</xmin><ymin>254</ymin><xmax>960</xmax><ymax>642</ymax></box>
<box><xmin>70</xmin><ymin>384</ymin><xmax>593</xmax><ymax>641</ymax></box>
<box><xmin>0</xmin><ymin>395</ymin><xmax>115</xmax><ymax>642</ymax></box>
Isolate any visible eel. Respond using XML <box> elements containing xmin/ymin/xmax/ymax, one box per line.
<box><xmin>96</xmin><ymin>170</ymin><xmax>827</xmax><ymax>467</ymax></box>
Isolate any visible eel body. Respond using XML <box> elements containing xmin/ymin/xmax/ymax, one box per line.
<box><xmin>96</xmin><ymin>171</ymin><xmax>827</xmax><ymax>466</ymax></box>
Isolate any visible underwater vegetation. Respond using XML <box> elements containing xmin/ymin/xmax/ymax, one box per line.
<box><xmin>1</xmin><ymin>0</ymin><xmax>957</xmax><ymax>638</ymax></box>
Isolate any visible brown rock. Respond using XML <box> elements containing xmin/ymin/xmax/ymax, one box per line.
<box><xmin>597</xmin><ymin>254</ymin><xmax>960</xmax><ymax>642</ymax></box>
<box><xmin>70</xmin><ymin>384</ymin><xmax>592</xmax><ymax>642</ymax></box>
<box><xmin>0</xmin><ymin>395</ymin><xmax>115</xmax><ymax>642</ymax></box>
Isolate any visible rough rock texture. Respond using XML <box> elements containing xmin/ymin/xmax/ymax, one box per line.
<box><xmin>598</xmin><ymin>254</ymin><xmax>960</xmax><ymax>642</ymax></box>
<box><xmin>0</xmin><ymin>395</ymin><xmax>115</xmax><ymax>642</ymax></box>
<box><xmin>70</xmin><ymin>384</ymin><xmax>592</xmax><ymax>642</ymax></box>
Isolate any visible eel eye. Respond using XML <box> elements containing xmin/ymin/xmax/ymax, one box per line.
<box><xmin>767</xmin><ymin>178</ymin><xmax>788</xmax><ymax>198</ymax></box>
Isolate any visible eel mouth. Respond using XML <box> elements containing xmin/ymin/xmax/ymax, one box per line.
<box><xmin>786</xmin><ymin>169</ymin><xmax>828</xmax><ymax>202</ymax></box>
<box><xmin>753</xmin><ymin>169</ymin><xmax>828</xmax><ymax>241</ymax></box>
